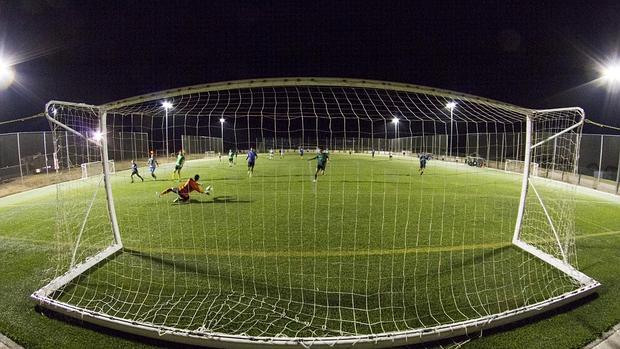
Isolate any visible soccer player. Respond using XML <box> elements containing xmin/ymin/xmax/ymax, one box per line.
<box><xmin>218</xmin><ymin>152</ymin><xmax>222</xmax><ymax>162</ymax></box>
<box><xmin>228</xmin><ymin>149</ymin><xmax>234</xmax><ymax>167</ymax></box>
<box><xmin>269</xmin><ymin>148</ymin><xmax>274</xmax><ymax>160</ymax></box>
<box><xmin>299</xmin><ymin>147</ymin><xmax>304</xmax><ymax>157</ymax></box>
<box><xmin>172</xmin><ymin>150</ymin><xmax>185</xmax><ymax>180</ymax></box>
<box><xmin>159</xmin><ymin>174</ymin><xmax>212</xmax><ymax>203</ymax></box>
<box><xmin>389</xmin><ymin>151</ymin><xmax>393</xmax><ymax>160</ymax></box>
<box><xmin>147</xmin><ymin>152</ymin><xmax>159</xmax><ymax>180</ymax></box>
<box><xmin>371</xmin><ymin>149</ymin><xmax>375</xmax><ymax>158</ymax></box>
<box><xmin>419</xmin><ymin>153</ymin><xmax>431</xmax><ymax>175</ymax></box>
<box><xmin>246</xmin><ymin>147</ymin><xmax>258</xmax><ymax>177</ymax></box>
<box><xmin>308</xmin><ymin>147</ymin><xmax>329</xmax><ymax>182</ymax></box>
<box><xmin>280</xmin><ymin>148</ymin><xmax>284</xmax><ymax>158</ymax></box>
<box><xmin>234</xmin><ymin>149</ymin><xmax>238</xmax><ymax>164</ymax></box>
<box><xmin>130</xmin><ymin>160</ymin><xmax>144</xmax><ymax>183</ymax></box>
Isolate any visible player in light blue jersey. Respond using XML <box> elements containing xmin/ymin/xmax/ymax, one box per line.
<box><xmin>147</xmin><ymin>151</ymin><xmax>159</xmax><ymax>180</ymax></box>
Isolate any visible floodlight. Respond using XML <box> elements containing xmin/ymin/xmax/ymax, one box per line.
<box><xmin>602</xmin><ymin>63</ymin><xmax>620</xmax><ymax>84</ymax></box>
<box><xmin>0</xmin><ymin>59</ymin><xmax>15</xmax><ymax>89</ymax></box>
<box><xmin>219</xmin><ymin>118</ymin><xmax>226</xmax><ymax>124</ymax></box>
<box><xmin>162</xmin><ymin>101</ymin><xmax>173</xmax><ymax>109</ymax></box>
<box><xmin>391</xmin><ymin>117</ymin><xmax>399</xmax><ymax>124</ymax></box>
<box><xmin>92</xmin><ymin>130</ymin><xmax>103</xmax><ymax>142</ymax></box>
<box><xmin>445</xmin><ymin>102</ymin><xmax>457</xmax><ymax>110</ymax></box>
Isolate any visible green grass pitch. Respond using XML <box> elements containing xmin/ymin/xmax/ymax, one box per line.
<box><xmin>0</xmin><ymin>153</ymin><xmax>619</xmax><ymax>348</ymax></box>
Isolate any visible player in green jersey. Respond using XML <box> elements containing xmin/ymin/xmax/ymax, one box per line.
<box><xmin>228</xmin><ymin>149</ymin><xmax>234</xmax><ymax>167</ymax></box>
<box><xmin>172</xmin><ymin>150</ymin><xmax>185</xmax><ymax>180</ymax></box>
<box><xmin>308</xmin><ymin>147</ymin><xmax>329</xmax><ymax>182</ymax></box>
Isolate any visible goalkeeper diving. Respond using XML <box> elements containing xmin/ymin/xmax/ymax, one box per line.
<box><xmin>158</xmin><ymin>174</ymin><xmax>212</xmax><ymax>203</ymax></box>
<box><xmin>308</xmin><ymin>147</ymin><xmax>329</xmax><ymax>182</ymax></box>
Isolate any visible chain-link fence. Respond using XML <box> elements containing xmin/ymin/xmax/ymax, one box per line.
<box><xmin>1</xmin><ymin>129</ymin><xmax>619</xmax><ymax>195</ymax></box>
<box><xmin>0</xmin><ymin>130</ymin><xmax>150</xmax><ymax>185</ymax></box>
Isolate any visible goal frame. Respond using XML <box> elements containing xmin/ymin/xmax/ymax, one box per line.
<box><xmin>31</xmin><ymin>80</ymin><xmax>600</xmax><ymax>348</ymax></box>
<box><xmin>505</xmin><ymin>158</ymin><xmax>539</xmax><ymax>177</ymax></box>
<box><xmin>81</xmin><ymin>160</ymin><xmax>115</xmax><ymax>179</ymax></box>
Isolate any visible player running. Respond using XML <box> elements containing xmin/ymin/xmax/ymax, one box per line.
<box><xmin>147</xmin><ymin>151</ymin><xmax>159</xmax><ymax>180</ymax></box>
<box><xmin>419</xmin><ymin>153</ymin><xmax>431</xmax><ymax>175</ymax></box>
<box><xmin>130</xmin><ymin>160</ymin><xmax>144</xmax><ymax>183</ymax></box>
<box><xmin>269</xmin><ymin>148</ymin><xmax>274</xmax><ymax>160</ymax></box>
<box><xmin>159</xmin><ymin>174</ymin><xmax>212</xmax><ymax>204</ymax></box>
<box><xmin>172</xmin><ymin>150</ymin><xmax>185</xmax><ymax>180</ymax></box>
<box><xmin>299</xmin><ymin>147</ymin><xmax>304</xmax><ymax>158</ymax></box>
<box><xmin>371</xmin><ymin>149</ymin><xmax>375</xmax><ymax>158</ymax></box>
<box><xmin>228</xmin><ymin>149</ymin><xmax>234</xmax><ymax>167</ymax></box>
<box><xmin>246</xmin><ymin>147</ymin><xmax>258</xmax><ymax>177</ymax></box>
<box><xmin>308</xmin><ymin>147</ymin><xmax>329</xmax><ymax>182</ymax></box>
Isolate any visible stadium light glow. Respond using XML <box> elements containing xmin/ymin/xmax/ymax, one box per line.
<box><xmin>601</xmin><ymin>63</ymin><xmax>620</xmax><ymax>84</ymax></box>
<box><xmin>92</xmin><ymin>130</ymin><xmax>103</xmax><ymax>142</ymax></box>
<box><xmin>162</xmin><ymin>101</ymin><xmax>173</xmax><ymax>109</ymax></box>
<box><xmin>391</xmin><ymin>117</ymin><xmax>399</xmax><ymax>124</ymax></box>
<box><xmin>0</xmin><ymin>58</ymin><xmax>15</xmax><ymax>90</ymax></box>
<box><xmin>445</xmin><ymin>102</ymin><xmax>457</xmax><ymax>110</ymax></box>
<box><xmin>219</xmin><ymin>118</ymin><xmax>225</xmax><ymax>124</ymax></box>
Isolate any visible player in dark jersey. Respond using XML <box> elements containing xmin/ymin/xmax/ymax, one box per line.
<box><xmin>130</xmin><ymin>160</ymin><xmax>144</xmax><ymax>183</ymax></box>
<box><xmin>308</xmin><ymin>147</ymin><xmax>329</xmax><ymax>182</ymax></box>
<box><xmin>246</xmin><ymin>147</ymin><xmax>258</xmax><ymax>177</ymax></box>
<box><xmin>419</xmin><ymin>153</ymin><xmax>431</xmax><ymax>175</ymax></box>
<box><xmin>159</xmin><ymin>174</ymin><xmax>211</xmax><ymax>203</ymax></box>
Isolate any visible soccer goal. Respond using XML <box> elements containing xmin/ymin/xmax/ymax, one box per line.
<box><xmin>81</xmin><ymin>160</ymin><xmax>115</xmax><ymax>179</ymax></box>
<box><xmin>505</xmin><ymin>159</ymin><xmax>539</xmax><ymax>177</ymax></box>
<box><xmin>33</xmin><ymin>78</ymin><xmax>599</xmax><ymax>348</ymax></box>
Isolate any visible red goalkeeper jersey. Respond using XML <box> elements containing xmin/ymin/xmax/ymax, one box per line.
<box><xmin>178</xmin><ymin>178</ymin><xmax>203</xmax><ymax>196</ymax></box>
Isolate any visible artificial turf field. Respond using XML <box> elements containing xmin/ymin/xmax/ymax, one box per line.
<box><xmin>0</xmin><ymin>153</ymin><xmax>619</xmax><ymax>348</ymax></box>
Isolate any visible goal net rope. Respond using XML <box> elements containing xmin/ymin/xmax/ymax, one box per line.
<box><xmin>34</xmin><ymin>79</ymin><xmax>598</xmax><ymax>347</ymax></box>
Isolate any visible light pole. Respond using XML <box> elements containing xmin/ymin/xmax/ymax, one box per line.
<box><xmin>219</xmin><ymin>118</ymin><xmax>225</xmax><ymax>154</ymax></box>
<box><xmin>391</xmin><ymin>117</ymin><xmax>399</xmax><ymax>153</ymax></box>
<box><xmin>162</xmin><ymin>101</ymin><xmax>173</xmax><ymax>157</ymax></box>
<box><xmin>445</xmin><ymin>102</ymin><xmax>457</xmax><ymax>158</ymax></box>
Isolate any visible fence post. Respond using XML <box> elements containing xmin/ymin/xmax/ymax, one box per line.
<box><xmin>17</xmin><ymin>133</ymin><xmax>24</xmax><ymax>185</ymax></box>
<box><xmin>596</xmin><ymin>134</ymin><xmax>603</xmax><ymax>188</ymax></box>
<box><xmin>119</xmin><ymin>132</ymin><xmax>124</xmax><ymax>161</ymax></box>
<box><xmin>551</xmin><ymin>137</ymin><xmax>557</xmax><ymax>178</ymax></box>
<box><xmin>43</xmin><ymin>132</ymin><xmax>49</xmax><ymax>175</ymax></box>
<box><xmin>615</xmin><ymin>142</ymin><xmax>620</xmax><ymax>195</ymax></box>
<box><xmin>65</xmin><ymin>131</ymin><xmax>71</xmax><ymax>168</ymax></box>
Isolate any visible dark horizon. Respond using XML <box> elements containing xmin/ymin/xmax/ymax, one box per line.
<box><xmin>0</xmin><ymin>1</ymin><xmax>619</xmax><ymax>131</ymax></box>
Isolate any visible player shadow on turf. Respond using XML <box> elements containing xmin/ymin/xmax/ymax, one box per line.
<box><xmin>173</xmin><ymin>195</ymin><xmax>253</xmax><ymax>205</ymax></box>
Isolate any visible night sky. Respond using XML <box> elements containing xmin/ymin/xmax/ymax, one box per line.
<box><xmin>1</xmin><ymin>1</ymin><xmax>619</xmax><ymax>130</ymax></box>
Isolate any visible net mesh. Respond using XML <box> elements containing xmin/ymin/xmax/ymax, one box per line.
<box><xmin>38</xmin><ymin>79</ymin><xmax>590</xmax><ymax>345</ymax></box>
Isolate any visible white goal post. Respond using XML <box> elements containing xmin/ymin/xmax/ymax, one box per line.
<box><xmin>32</xmin><ymin>78</ymin><xmax>600</xmax><ymax>349</ymax></box>
<box><xmin>505</xmin><ymin>158</ymin><xmax>539</xmax><ymax>177</ymax></box>
<box><xmin>81</xmin><ymin>160</ymin><xmax>115</xmax><ymax>179</ymax></box>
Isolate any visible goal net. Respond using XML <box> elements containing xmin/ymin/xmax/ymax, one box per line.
<box><xmin>81</xmin><ymin>160</ymin><xmax>115</xmax><ymax>179</ymax></box>
<box><xmin>505</xmin><ymin>159</ymin><xmax>539</xmax><ymax>177</ymax></box>
<box><xmin>33</xmin><ymin>79</ymin><xmax>599</xmax><ymax>348</ymax></box>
